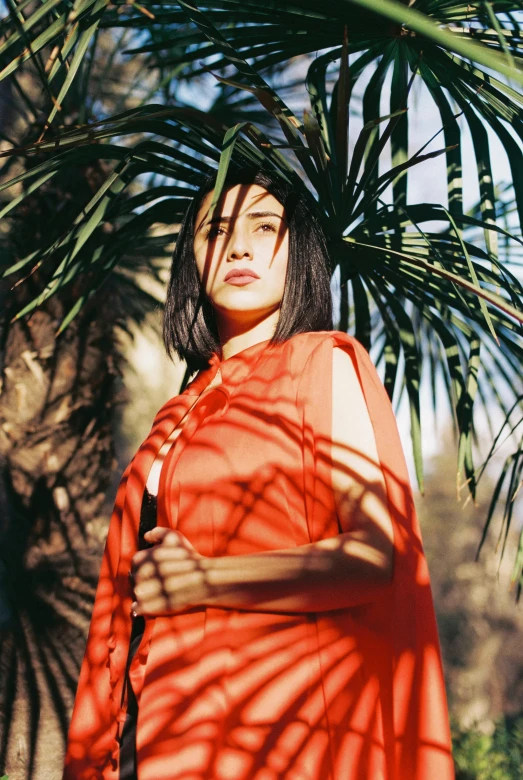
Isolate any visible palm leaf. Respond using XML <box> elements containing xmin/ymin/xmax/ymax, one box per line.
<box><xmin>2</xmin><ymin>0</ymin><xmax>523</xmax><ymax>542</ymax></box>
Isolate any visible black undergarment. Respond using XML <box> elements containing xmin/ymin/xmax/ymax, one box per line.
<box><xmin>119</xmin><ymin>486</ymin><xmax>157</xmax><ymax>780</ymax></box>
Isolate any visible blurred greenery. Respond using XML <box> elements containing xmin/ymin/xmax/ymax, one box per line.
<box><xmin>452</xmin><ymin>715</ymin><xmax>523</xmax><ymax>780</ymax></box>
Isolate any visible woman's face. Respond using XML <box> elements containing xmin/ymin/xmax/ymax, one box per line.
<box><xmin>193</xmin><ymin>184</ymin><xmax>289</xmax><ymax>327</ymax></box>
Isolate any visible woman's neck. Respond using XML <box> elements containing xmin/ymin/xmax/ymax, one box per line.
<box><xmin>217</xmin><ymin>310</ymin><xmax>280</xmax><ymax>361</ymax></box>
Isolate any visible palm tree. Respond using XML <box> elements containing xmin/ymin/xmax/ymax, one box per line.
<box><xmin>1</xmin><ymin>0</ymin><xmax>523</xmax><ymax>774</ymax></box>
<box><xmin>0</xmin><ymin>29</ymin><xmax>166</xmax><ymax>778</ymax></box>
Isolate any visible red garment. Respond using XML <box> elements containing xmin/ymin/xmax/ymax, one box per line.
<box><xmin>63</xmin><ymin>330</ymin><xmax>454</xmax><ymax>779</ymax></box>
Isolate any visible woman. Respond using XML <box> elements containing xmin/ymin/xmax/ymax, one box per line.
<box><xmin>63</xmin><ymin>167</ymin><xmax>454</xmax><ymax>779</ymax></box>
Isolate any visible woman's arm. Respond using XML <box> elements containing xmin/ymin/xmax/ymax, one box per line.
<box><xmin>131</xmin><ymin>347</ymin><xmax>394</xmax><ymax>616</ymax></box>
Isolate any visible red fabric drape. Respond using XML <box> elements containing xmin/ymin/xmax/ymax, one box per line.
<box><xmin>63</xmin><ymin>331</ymin><xmax>453</xmax><ymax>780</ymax></box>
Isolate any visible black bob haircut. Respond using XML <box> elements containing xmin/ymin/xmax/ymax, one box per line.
<box><xmin>163</xmin><ymin>165</ymin><xmax>334</xmax><ymax>371</ymax></box>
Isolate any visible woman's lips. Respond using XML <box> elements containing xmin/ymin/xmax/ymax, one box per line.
<box><xmin>224</xmin><ymin>276</ymin><xmax>259</xmax><ymax>286</ymax></box>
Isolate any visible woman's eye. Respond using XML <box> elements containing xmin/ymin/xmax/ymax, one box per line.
<box><xmin>204</xmin><ymin>221</ymin><xmax>277</xmax><ymax>239</ymax></box>
<box><xmin>256</xmin><ymin>222</ymin><xmax>277</xmax><ymax>233</ymax></box>
<box><xmin>206</xmin><ymin>225</ymin><xmax>227</xmax><ymax>239</ymax></box>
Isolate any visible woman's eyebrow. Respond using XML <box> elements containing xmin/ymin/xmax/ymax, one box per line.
<box><xmin>245</xmin><ymin>210</ymin><xmax>284</xmax><ymax>220</ymax></box>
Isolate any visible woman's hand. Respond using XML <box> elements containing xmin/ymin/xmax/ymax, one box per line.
<box><xmin>130</xmin><ymin>527</ymin><xmax>208</xmax><ymax>617</ymax></box>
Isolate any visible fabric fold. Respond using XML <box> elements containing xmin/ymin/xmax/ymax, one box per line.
<box><xmin>63</xmin><ymin>331</ymin><xmax>453</xmax><ymax>780</ymax></box>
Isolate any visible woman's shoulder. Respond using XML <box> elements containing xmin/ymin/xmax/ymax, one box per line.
<box><xmin>283</xmin><ymin>330</ymin><xmax>364</xmax><ymax>397</ymax></box>
<box><xmin>287</xmin><ymin>330</ymin><xmax>384</xmax><ymax>403</ymax></box>
<box><xmin>286</xmin><ymin>329</ymin><xmax>364</xmax><ymax>367</ymax></box>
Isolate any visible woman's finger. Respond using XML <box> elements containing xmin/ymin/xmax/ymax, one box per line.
<box><xmin>130</xmin><ymin>528</ymin><xmax>206</xmax><ymax>616</ymax></box>
<box><xmin>143</xmin><ymin>527</ymin><xmax>172</xmax><ymax>543</ymax></box>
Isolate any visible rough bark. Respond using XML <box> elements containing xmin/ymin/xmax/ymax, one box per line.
<box><xmin>0</xmin><ymin>277</ymin><xmax>125</xmax><ymax>779</ymax></box>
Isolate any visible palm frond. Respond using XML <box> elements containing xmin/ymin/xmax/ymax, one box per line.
<box><xmin>1</xmin><ymin>0</ymin><xmax>523</xmax><ymax>556</ymax></box>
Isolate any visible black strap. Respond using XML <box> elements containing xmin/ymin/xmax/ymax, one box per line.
<box><xmin>119</xmin><ymin>487</ymin><xmax>158</xmax><ymax>779</ymax></box>
<box><xmin>138</xmin><ymin>486</ymin><xmax>158</xmax><ymax>549</ymax></box>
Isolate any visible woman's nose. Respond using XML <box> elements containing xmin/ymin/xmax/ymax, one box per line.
<box><xmin>227</xmin><ymin>227</ymin><xmax>253</xmax><ymax>260</ymax></box>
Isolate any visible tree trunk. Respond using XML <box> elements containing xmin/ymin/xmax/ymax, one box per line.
<box><xmin>0</xmin><ymin>288</ymin><xmax>124</xmax><ymax>779</ymax></box>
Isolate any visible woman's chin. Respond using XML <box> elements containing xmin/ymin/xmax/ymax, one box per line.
<box><xmin>212</xmin><ymin>294</ymin><xmax>278</xmax><ymax>317</ymax></box>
